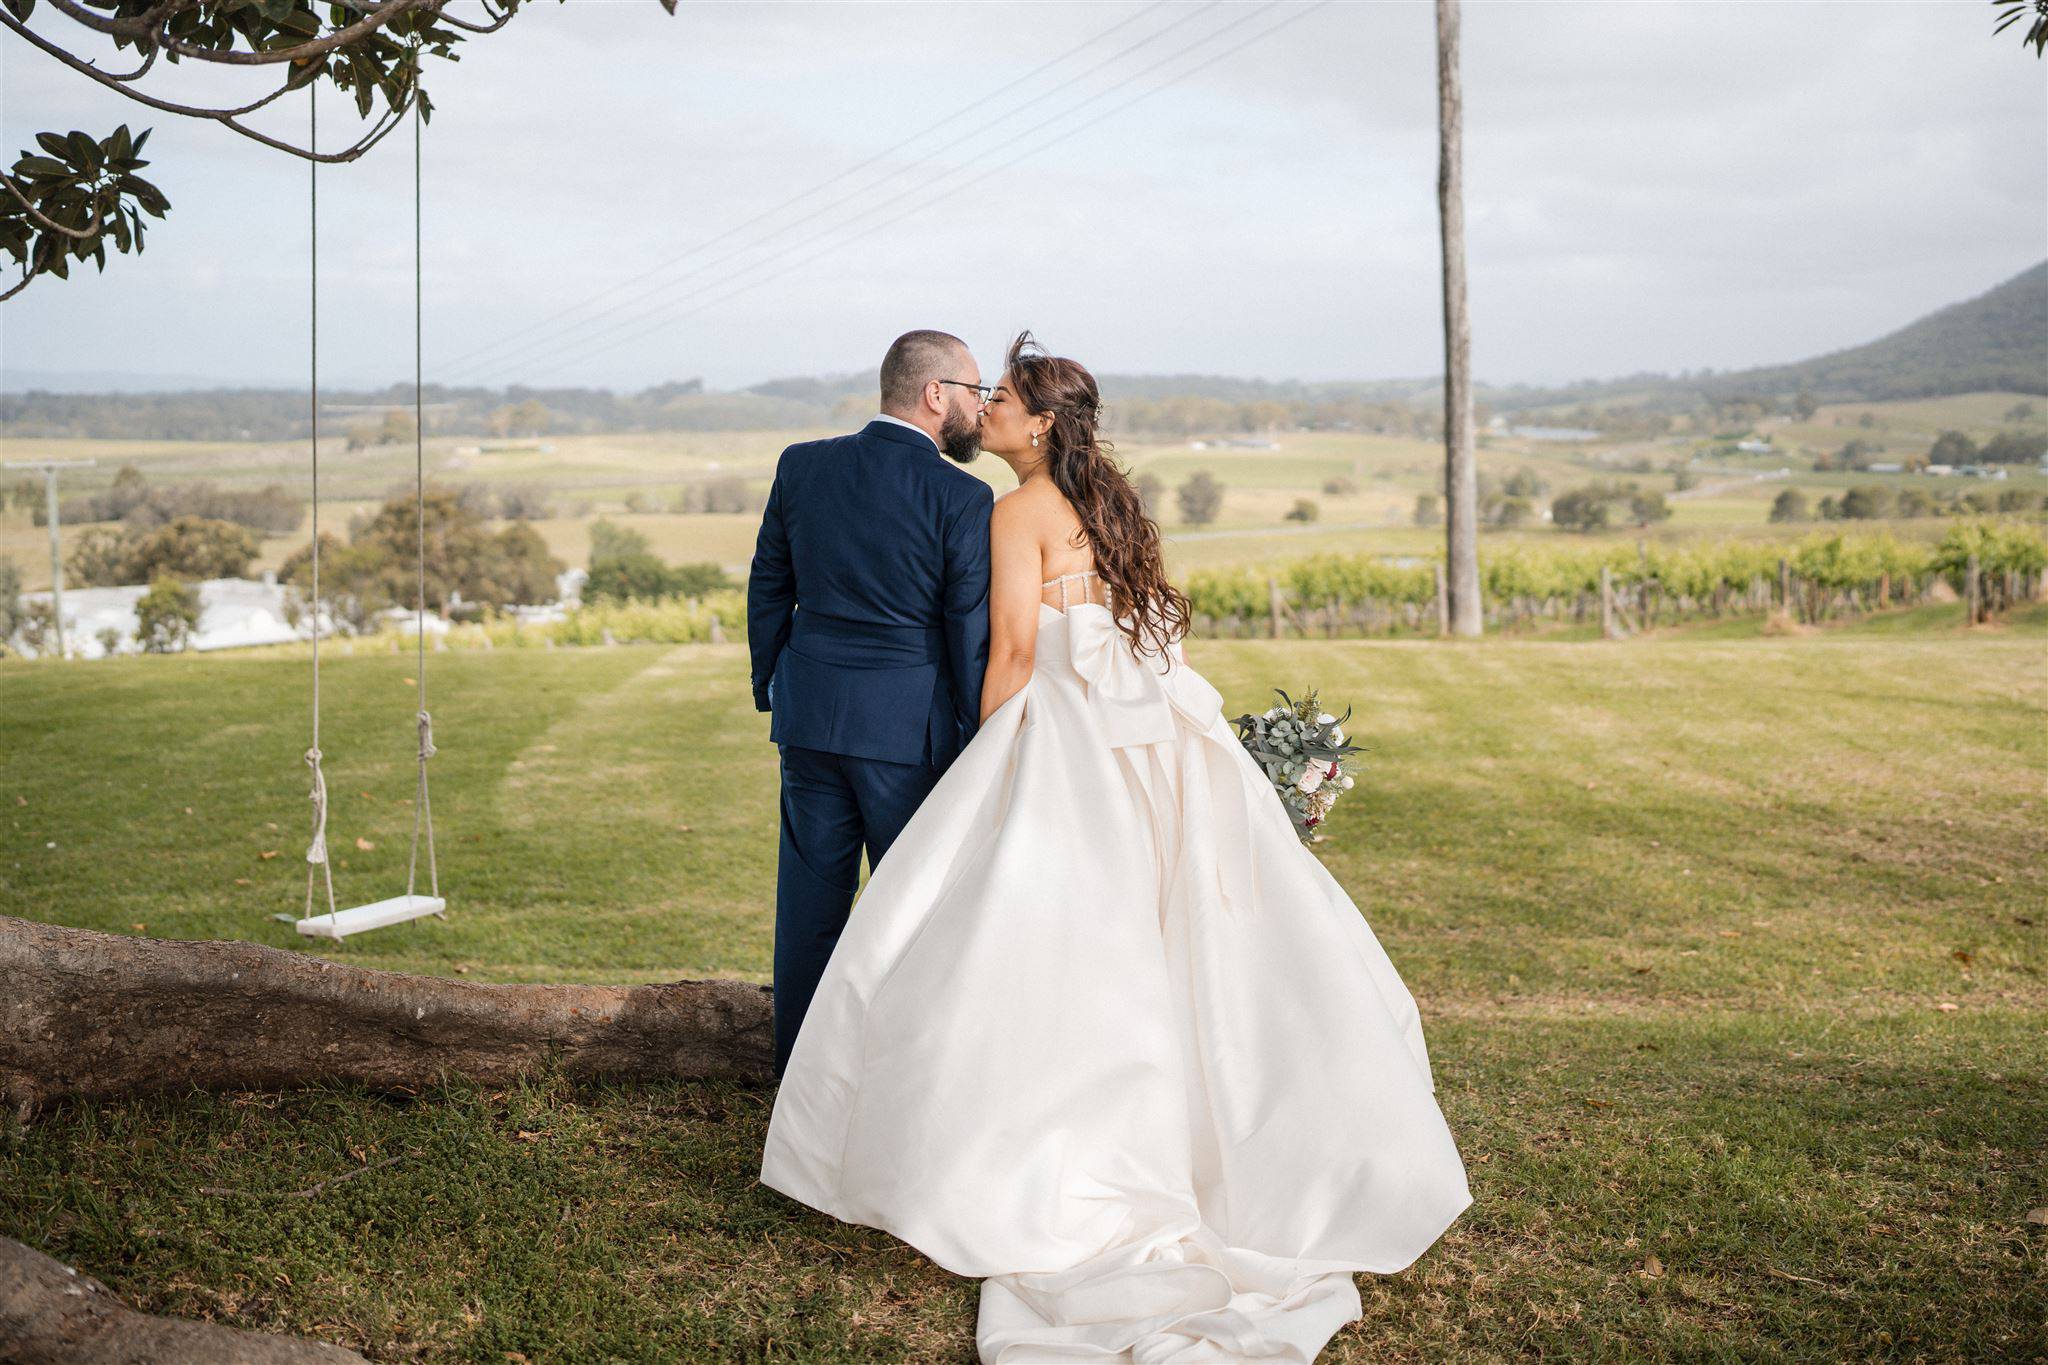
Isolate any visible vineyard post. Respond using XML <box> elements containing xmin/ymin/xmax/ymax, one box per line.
<box><xmin>1777</xmin><ymin>557</ymin><xmax>1791</xmax><ymax>613</ymax></box>
<box><xmin>1268</xmin><ymin>578</ymin><xmax>1285</xmax><ymax>639</ymax></box>
<box><xmin>1600</xmin><ymin>563</ymin><xmax>1618</xmax><ymax>639</ymax></box>
<box><xmin>1966</xmin><ymin>552</ymin><xmax>1981</xmax><ymax>625</ymax></box>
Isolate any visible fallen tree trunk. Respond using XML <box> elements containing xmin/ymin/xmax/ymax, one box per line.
<box><xmin>0</xmin><ymin>914</ymin><xmax>776</xmax><ymax>1124</ymax></box>
<box><xmin>0</xmin><ymin>1234</ymin><xmax>368</xmax><ymax>1363</ymax></box>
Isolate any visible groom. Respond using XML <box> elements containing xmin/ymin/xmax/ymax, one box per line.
<box><xmin>747</xmin><ymin>329</ymin><xmax>995</xmax><ymax>1077</ymax></box>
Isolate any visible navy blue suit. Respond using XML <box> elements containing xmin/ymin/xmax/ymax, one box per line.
<box><xmin>748</xmin><ymin>418</ymin><xmax>994</xmax><ymax>1075</ymax></box>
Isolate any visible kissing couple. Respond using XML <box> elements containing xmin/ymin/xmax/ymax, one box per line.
<box><xmin>745</xmin><ymin>329</ymin><xmax>1472</xmax><ymax>1363</ymax></box>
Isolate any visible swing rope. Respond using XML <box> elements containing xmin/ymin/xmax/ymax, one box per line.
<box><xmin>404</xmin><ymin>54</ymin><xmax>440</xmax><ymax>906</ymax></box>
<box><xmin>305</xmin><ymin>79</ymin><xmax>338</xmax><ymax>927</ymax></box>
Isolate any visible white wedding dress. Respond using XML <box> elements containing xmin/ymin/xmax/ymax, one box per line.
<box><xmin>760</xmin><ymin>577</ymin><xmax>1473</xmax><ymax>1363</ymax></box>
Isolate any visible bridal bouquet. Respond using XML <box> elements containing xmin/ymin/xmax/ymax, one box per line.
<box><xmin>1231</xmin><ymin>688</ymin><xmax>1365</xmax><ymax>844</ymax></box>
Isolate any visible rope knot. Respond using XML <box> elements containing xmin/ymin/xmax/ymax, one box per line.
<box><xmin>416</xmin><ymin>710</ymin><xmax>437</xmax><ymax>760</ymax></box>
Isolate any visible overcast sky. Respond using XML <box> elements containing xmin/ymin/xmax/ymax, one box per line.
<box><xmin>3</xmin><ymin>1</ymin><xmax>2042</xmax><ymax>395</ymax></box>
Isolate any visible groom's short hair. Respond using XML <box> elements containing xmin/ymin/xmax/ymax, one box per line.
<box><xmin>879</xmin><ymin>330</ymin><xmax>969</xmax><ymax>413</ymax></box>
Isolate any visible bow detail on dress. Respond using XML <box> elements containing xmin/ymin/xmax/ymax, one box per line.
<box><xmin>1066</xmin><ymin>607</ymin><xmax>1199</xmax><ymax>749</ymax></box>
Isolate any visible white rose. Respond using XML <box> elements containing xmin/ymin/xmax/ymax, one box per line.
<box><xmin>1296</xmin><ymin>765</ymin><xmax>1325</xmax><ymax>794</ymax></box>
<box><xmin>1340</xmin><ymin>775</ymin><xmax>1354</xmax><ymax>790</ymax></box>
<box><xmin>1330</xmin><ymin>727</ymin><xmax>1345</xmax><ymax>744</ymax></box>
<box><xmin>1317</xmin><ymin>712</ymin><xmax>1335</xmax><ymax>724</ymax></box>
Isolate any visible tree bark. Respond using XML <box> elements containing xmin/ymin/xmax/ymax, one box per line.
<box><xmin>1</xmin><ymin>1234</ymin><xmax>368</xmax><ymax>1363</ymax></box>
<box><xmin>1436</xmin><ymin>0</ymin><xmax>1482</xmax><ymax>637</ymax></box>
<box><xmin>0</xmin><ymin>915</ymin><xmax>775</xmax><ymax>1124</ymax></box>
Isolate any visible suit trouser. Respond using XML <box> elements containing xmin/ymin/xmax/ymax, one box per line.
<box><xmin>773</xmin><ymin>743</ymin><xmax>938</xmax><ymax>1077</ymax></box>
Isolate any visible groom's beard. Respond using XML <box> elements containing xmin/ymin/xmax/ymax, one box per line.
<box><xmin>939</xmin><ymin>407</ymin><xmax>982</xmax><ymax>464</ymax></box>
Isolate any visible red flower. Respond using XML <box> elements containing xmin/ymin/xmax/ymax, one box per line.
<box><xmin>1326</xmin><ymin>761</ymin><xmax>1339</xmax><ymax>778</ymax></box>
<box><xmin>1305</xmin><ymin>815</ymin><xmax>1321</xmax><ymax>827</ymax></box>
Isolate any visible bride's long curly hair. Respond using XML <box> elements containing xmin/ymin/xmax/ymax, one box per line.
<box><xmin>1005</xmin><ymin>330</ymin><xmax>1190</xmax><ymax>659</ymax></box>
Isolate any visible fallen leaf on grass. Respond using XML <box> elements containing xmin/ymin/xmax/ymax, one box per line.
<box><xmin>1952</xmin><ymin>949</ymin><xmax>1974</xmax><ymax>965</ymax></box>
<box><xmin>1935</xmin><ymin>1002</ymin><xmax>1960</xmax><ymax>1012</ymax></box>
<box><xmin>259</xmin><ymin>850</ymin><xmax>280</xmax><ymax>860</ymax></box>
<box><xmin>2026</xmin><ymin>1208</ymin><xmax>2048</xmax><ymax>1226</ymax></box>
<box><xmin>1641</xmin><ymin>1254</ymin><xmax>1664</xmax><ymax>1277</ymax></box>
<box><xmin>234</xmin><ymin>877</ymin><xmax>251</xmax><ymax>886</ymax></box>
<box><xmin>356</xmin><ymin>836</ymin><xmax>375</xmax><ymax>851</ymax></box>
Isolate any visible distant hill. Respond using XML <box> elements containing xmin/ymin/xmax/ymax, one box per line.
<box><xmin>1702</xmin><ymin>259</ymin><xmax>2046</xmax><ymax>402</ymax></box>
<box><xmin>4</xmin><ymin>262</ymin><xmax>2040</xmax><ymax>439</ymax></box>
<box><xmin>1487</xmin><ymin>259</ymin><xmax>2047</xmax><ymax>415</ymax></box>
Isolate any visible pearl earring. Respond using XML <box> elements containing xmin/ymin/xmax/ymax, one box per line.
<box><xmin>1031</xmin><ymin>432</ymin><xmax>1040</xmax><ymax>448</ymax></box>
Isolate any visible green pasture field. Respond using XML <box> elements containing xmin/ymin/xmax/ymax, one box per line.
<box><xmin>1</xmin><ymin>621</ymin><xmax>2042</xmax><ymax>1360</ymax></box>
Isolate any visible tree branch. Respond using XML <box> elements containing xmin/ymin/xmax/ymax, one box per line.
<box><xmin>0</xmin><ymin>170</ymin><xmax>106</xmax><ymax>240</ymax></box>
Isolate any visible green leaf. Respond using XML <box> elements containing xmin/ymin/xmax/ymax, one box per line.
<box><xmin>18</xmin><ymin>156</ymin><xmax>70</xmax><ymax>179</ymax></box>
<box><xmin>34</xmin><ymin>132</ymin><xmax>68</xmax><ymax>160</ymax></box>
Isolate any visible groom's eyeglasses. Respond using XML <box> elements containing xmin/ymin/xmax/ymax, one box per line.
<box><xmin>937</xmin><ymin>379</ymin><xmax>997</xmax><ymax>405</ymax></box>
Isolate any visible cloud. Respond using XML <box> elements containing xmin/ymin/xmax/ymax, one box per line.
<box><xmin>3</xmin><ymin>0</ymin><xmax>2040</xmax><ymax>393</ymax></box>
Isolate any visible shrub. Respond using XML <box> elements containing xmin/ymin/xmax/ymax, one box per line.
<box><xmin>134</xmin><ymin>575</ymin><xmax>201</xmax><ymax>653</ymax></box>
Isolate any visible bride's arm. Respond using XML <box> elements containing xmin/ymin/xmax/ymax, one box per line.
<box><xmin>979</xmin><ymin>492</ymin><xmax>1042</xmax><ymax>724</ymax></box>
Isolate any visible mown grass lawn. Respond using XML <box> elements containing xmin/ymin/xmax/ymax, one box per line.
<box><xmin>2</xmin><ymin>625</ymin><xmax>2043</xmax><ymax>1362</ymax></box>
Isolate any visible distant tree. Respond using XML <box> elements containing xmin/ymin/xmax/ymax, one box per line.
<box><xmin>1896</xmin><ymin>488</ymin><xmax>1935</xmax><ymax>518</ymax></box>
<box><xmin>0</xmin><ymin>558</ymin><xmax>21</xmax><ymax>650</ymax></box>
<box><xmin>1980</xmin><ymin>430</ymin><xmax>2048</xmax><ymax>465</ymax></box>
<box><xmin>1793</xmin><ymin>388</ymin><xmax>1820</xmax><ymax>421</ymax></box>
<box><xmin>1817</xmin><ymin>494</ymin><xmax>1841</xmax><ymax>520</ymax></box>
<box><xmin>1672</xmin><ymin>466</ymin><xmax>1699</xmax><ymax>491</ymax></box>
<box><xmin>1549</xmin><ymin>487</ymin><xmax>1608</xmax><ymax>532</ymax></box>
<box><xmin>1284</xmin><ymin>499</ymin><xmax>1319</xmax><ymax>523</ymax></box>
<box><xmin>622</xmin><ymin>491</ymin><xmax>655</xmax><ymax>514</ymax></box>
<box><xmin>1411</xmin><ymin>492</ymin><xmax>1441</xmax><ymax>527</ymax></box>
<box><xmin>1996</xmin><ymin>488</ymin><xmax>2032</xmax><ymax>513</ymax></box>
<box><xmin>1839</xmin><ymin>485</ymin><xmax>1893</xmax><ymax>520</ymax></box>
<box><xmin>68</xmin><ymin>516</ymin><xmax>259</xmax><ymax>586</ymax></box>
<box><xmin>95</xmin><ymin>625</ymin><xmax>124</xmax><ymax>656</ymax></box>
<box><xmin>133</xmin><ymin>575</ymin><xmax>200</xmax><ymax>653</ymax></box>
<box><xmin>495</xmin><ymin>485</ymin><xmax>555</xmax><ymax>521</ymax></box>
<box><xmin>66</xmin><ymin>527</ymin><xmax>131</xmax><ymax>587</ymax></box>
<box><xmin>1495</xmin><ymin>495</ymin><xmax>1535</xmax><ymax>528</ymax></box>
<box><xmin>2004</xmin><ymin>401</ymin><xmax>2037</xmax><ymax>423</ymax></box>
<box><xmin>698</xmin><ymin>476</ymin><xmax>757</xmax><ymax>514</ymax></box>
<box><xmin>1320</xmin><ymin>476</ymin><xmax>1358</xmax><ymax>497</ymax></box>
<box><xmin>378</xmin><ymin>409</ymin><xmax>417</xmax><ymax>447</ymax></box>
<box><xmin>1177</xmin><ymin>471</ymin><xmax>1224</xmax><ymax>526</ymax></box>
<box><xmin>1135</xmin><ymin>472</ymin><xmax>1167</xmax><ymax>519</ymax></box>
<box><xmin>1502</xmin><ymin>467</ymin><xmax>1547</xmax><ymax>498</ymax></box>
<box><xmin>1958</xmin><ymin>490</ymin><xmax>1996</xmax><ymax>514</ymax></box>
<box><xmin>589</xmin><ymin>518</ymin><xmax>652</xmax><ymax>564</ymax></box>
<box><xmin>1628</xmin><ymin>490</ymin><xmax>1671</xmax><ymax>526</ymax></box>
<box><xmin>582</xmin><ymin>550</ymin><xmax>674</xmax><ymax>604</ymax></box>
<box><xmin>285</xmin><ymin>486</ymin><xmax>565</xmax><ymax>621</ymax></box>
<box><xmin>1928</xmin><ymin>430</ymin><xmax>1978</xmax><ymax>465</ymax></box>
<box><xmin>1856</xmin><ymin>412</ymin><xmax>1878</xmax><ymax>429</ymax></box>
<box><xmin>1768</xmin><ymin>488</ymin><xmax>1809</xmax><ymax>523</ymax></box>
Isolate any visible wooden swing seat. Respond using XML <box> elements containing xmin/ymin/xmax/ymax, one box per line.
<box><xmin>294</xmin><ymin>893</ymin><xmax>446</xmax><ymax>941</ymax></box>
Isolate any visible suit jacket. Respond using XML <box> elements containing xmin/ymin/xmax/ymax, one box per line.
<box><xmin>747</xmin><ymin>419</ymin><xmax>995</xmax><ymax>769</ymax></box>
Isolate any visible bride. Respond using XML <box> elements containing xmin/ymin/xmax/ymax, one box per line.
<box><xmin>759</xmin><ymin>332</ymin><xmax>1473</xmax><ymax>1363</ymax></box>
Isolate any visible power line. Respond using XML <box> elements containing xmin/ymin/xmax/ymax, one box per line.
<box><xmin>449</xmin><ymin>2</ymin><xmax>1285</xmax><ymax>389</ymax></box>
<box><xmin>433</xmin><ymin>0</ymin><xmax>1179</xmax><ymax>380</ymax></box>
<box><xmin>550</xmin><ymin>1</ymin><xmax>1330</xmax><ymax>384</ymax></box>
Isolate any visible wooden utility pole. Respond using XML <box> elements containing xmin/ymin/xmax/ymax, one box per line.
<box><xmin>1436</xmin><ymin>0</ymin><xmax>1481</xmax><ymax>636</ymax></box>
<box><xmin>3</xmin><ymin>457</ymin><xmax>96</xmax><ymax>659</ymax></box>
